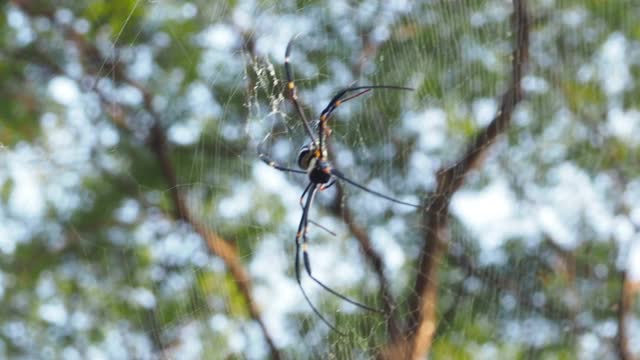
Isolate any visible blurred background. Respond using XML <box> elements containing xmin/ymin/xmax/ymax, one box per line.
<box><xmin>1</xmin><ymin>0</ymin><xmax>639</xmax><ymax>358</ymax></box>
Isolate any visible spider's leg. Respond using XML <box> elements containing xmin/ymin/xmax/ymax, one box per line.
<box><xmin>299</xmin><ymin>183</ymin><xmax>312</xmax><ymax>207</ymax></box>
<box><xmin>258</xmin><ymin>151</ymin><xmax>306</xmax><ymax>174</ymax></box>
<box><xmin>319</xmin><ymin>178</ymin><xmax>337</xmax><ymax>191</ymax></box>
<box><xmin>295</xmin><ymin>183</ymin><xmax>343</xmax><ymax>334</ymax></box>
<box><xmin>317</xmin><ymin>85</ymin><xmax>413</xmax><ymax>152</ymax></box>
<box><xmin>317</xmin><ymin>89</ymin><xmax>372</xmax><ymax>151</ymax></box>
<box><xmin>300</xmin><ymin>183</ymin><xmax>337</xmax><ymax>236</ymax></box>
<box><xmin>301</xmin><ymin>186</ymin><xmax>383</xmax><ymax>313</ymax></box>
<box><xmin>308</xmin><ymin>220</ymin><xmax>337</xmax><ymax>237</ymax></box>
<box><xmin>320</xmin><ymin>85</ymin><xmax>414</xmax><ymax>121</ymax></box>
<box><xmin>331</xmin><ymin>168</ymin><xmax>421</xmax><ymax>208</ymax></box>
<box><xmin>285</xmin><ymin>39</ymin><xmax>317</xmax><ymax>145</ymax></box>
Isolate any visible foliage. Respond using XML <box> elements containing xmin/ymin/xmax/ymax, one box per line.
<box><xmin>0</xmin><ymin>0</ymin><xmax>639</xmax><ymax>358</ymax></box>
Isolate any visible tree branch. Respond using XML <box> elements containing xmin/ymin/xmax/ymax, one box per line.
<box><xmin>112</xmin><ymin>58</ymin><xmax>284</xmax><ymax>360</ymax></box>
<box><xmin>125</xmin><ymin>60</ymin><xmax>284</xmax><ymax>360</ymax></box>
<box><xmin>616</xmin><ymin>270</ymin><xmax>634</xmax><ymax>360</ymax></box>
<box><xmin>613</xmin><ymin>176</ymin><xmax>640</xmax><ymax>360</ymax></box>
<box><xmin>383</xmin><ymin>1</ymin><xmax>530</xmax><ymax>358</ymax></box>
<box><xmin>12</xmin><ymin>2</ymin><xmax>281</xmax><ymax>358</ymax></box>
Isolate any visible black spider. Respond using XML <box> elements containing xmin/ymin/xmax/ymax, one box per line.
<box><xmin>259</xmin><ymin>38</ymin><xmax>420</xmax><ymax>333</ymax></box>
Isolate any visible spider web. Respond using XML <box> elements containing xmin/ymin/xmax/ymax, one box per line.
<box><xmin>1</xmin><ymin>0</ymin><xmax>640</xmax><ymax>359</ymax></box>
<box><xmin>241</xmin><ymin>2</ymin><xmax>512</xmax><ymax>355</ymax></box>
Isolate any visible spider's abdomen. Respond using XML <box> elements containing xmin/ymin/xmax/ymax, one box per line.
<box><xmin>309</xmin><ymin>166</ymin><xmax>331</xmax><ymax>184</ymax></box>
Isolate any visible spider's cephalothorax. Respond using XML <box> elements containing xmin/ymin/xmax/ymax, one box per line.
<box><xmin>257</xmin><ymin>37</ymin><xmax>420</xmax><ymax>333</ymax></box>
<box><xmin>297</xmin><ymin>143</ymin><xmax>331</xmax><ymax>184</ymax></box>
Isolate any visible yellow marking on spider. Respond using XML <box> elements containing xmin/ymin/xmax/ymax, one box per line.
<box><xmin>288</xmin><ymin>82</ymin><xmax>295</xmax><ymax>89</ymax></box>
<box><xmin>296</xmin><ymin>231</ymin><xmax>302</xmax><ymax>237</ymax></box>
<box><xmin>320</xmin><ymin>114</ymin><xmax>326</xmax><ymax>122</ymax></box>
<box><xmin>315</xmin><ymin>149</ymin><xmax>321</xmax><ymax>157</ymax></box>
<box><xmin>302</xmin><ymin>243</ymin><xmax>308</xmax><ymax>251</ymax></box>
<box><xmin>335</xmin><ymin>100</ymin><xmax>342</xmax><ymax>106</ymax></box>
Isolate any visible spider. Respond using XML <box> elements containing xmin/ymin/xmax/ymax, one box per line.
<box><xmin>259</xmin><ymin>38</ymin><xmax>421</xmax><ymax>333</ymax></box>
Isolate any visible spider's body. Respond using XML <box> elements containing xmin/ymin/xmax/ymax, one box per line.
<box><xmin>258</xmin><ymin>38</ymin><xmax>421</xmax><ymax>333</ymax></box>
<box><xmin>307</xmin><ymin>160</ymin><xmax>332</xmax><ymax>184</ymax></box>
<box><xmin>298</xmin><ymin>144</ymin><xmax>332</xmax><ymax>184</ymax></box>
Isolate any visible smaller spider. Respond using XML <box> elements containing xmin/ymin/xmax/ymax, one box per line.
<box><xmin>259</xmin><ymin>38</ymin><xmax>420</xmax><ymax>333</ymax></box>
